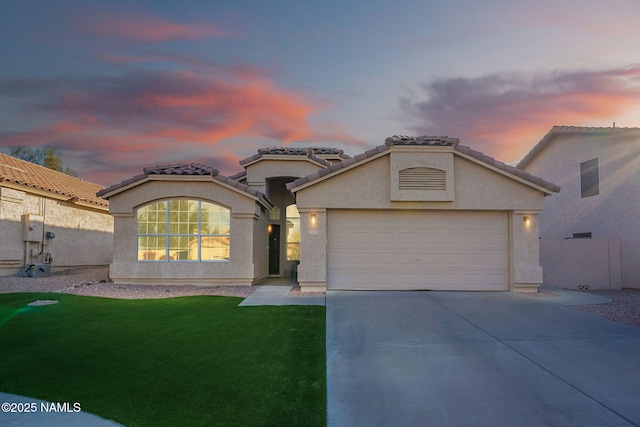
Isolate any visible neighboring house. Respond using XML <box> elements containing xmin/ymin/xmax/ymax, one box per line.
<box><xmin>99</xmin><ymin>138</ymin><xmax>558</xmax><ymax>292</ymax></box>
<box><xmin>518</xmin><ymin>125</ymin><xmax>640</xmax><ymax>290</ymax></box>
<box><xmin>0</xmin><ymin>153</ymin><xmax>114</xmax><ymax>276</ymax></box>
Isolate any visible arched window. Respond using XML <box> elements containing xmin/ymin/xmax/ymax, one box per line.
<box><xmin>286</xmin><ymin>204</ymin><xmax>300</xmax><ymax>261</ymax></box>
<box><xmin>137</xmin><ymin>200</ymin><xmax>230</xmax><ymax>262</ymax></box>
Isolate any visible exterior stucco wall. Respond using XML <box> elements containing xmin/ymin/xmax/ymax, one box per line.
<box><xmin>297</xmin><ymin>208</ymin><xmax>326</xmax><ymax>290</ymax></box>
<box><xmin>0</xmin><ymin>186</ymin><xmax>113</xmax><ymax>276</ymax></box>
<box><xmin>108</xmin><ymin>179</ymin><xmax>264</xmax><ymax>286</ymax></box>
<box><xmin>540</xmin><ymin>238</ymin><xmax>622</xmax><ymax>290</ymax></box>
<box><xmin>294</xmin><ymin>151</ymin><xmax>547</xmax><ymax>292</ymax></box>
<box><xmin>296</xmin><ymin>154</ymin><xmax>545</xmax><ymax>211</ymax></box>
<box><xmin>252</xmin><ymin>209</ymin><xmax>269</xmax><ymax>282</ymax></box>
<box><xmin>245</xmin><ymin>158</ymin><xmax>323</xmax><ymax>191</ymax></box>
<box><xmin>0</xmin><ymin>188</ymin><xmax>25</xmax><ymax>273</ymax></box>
<box><xmin>522</xmin><ymin>132</ymin><xmax>640</xmax><ymax>288</ymax></box>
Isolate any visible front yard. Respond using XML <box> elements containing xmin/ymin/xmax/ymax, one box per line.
<box><xmin>0</xmin><ymin>293</ymin><xmax>325</xmax><ymax>427</ymax></box>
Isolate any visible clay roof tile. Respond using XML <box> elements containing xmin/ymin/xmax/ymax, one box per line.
<box><xmin>0</xmin><ymin>153</ymin><xmax>108</xmax><ymax>207</ymax></box>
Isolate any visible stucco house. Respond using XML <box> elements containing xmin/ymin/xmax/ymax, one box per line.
<box><xmin>0</xmin><ymin>153</ymin><xmax>114</xmax><ymax>276</ymax></box>
<box><xmin>518</xmin><ymin>125</ymin><xmax>640</xmax><ymax>290</ymax></box>
<box><xmin>99</xmin><ymin>136</ymin><xmax>559</xmax><ymax>292</ymax></box>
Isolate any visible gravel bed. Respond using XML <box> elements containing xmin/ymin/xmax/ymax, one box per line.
<box><xmin>569</xmin><ymin>289</ymin><xmax>640</xmax><ymax>328</ymax></box>
<box><xmin>0</xmin><ymin>266</ymin><xmax>256</xmax><ymax>299</ymax></box>
<box><xmin>1</xmin><ymin>268</ymin><xmax>637</xmax><ymax>328</ymax></box>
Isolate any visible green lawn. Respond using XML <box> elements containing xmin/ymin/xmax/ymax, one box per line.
<box><xmin>0</xmin><ymin>293</ymin><xmax>325</xmax><ymax>427</ymax></box>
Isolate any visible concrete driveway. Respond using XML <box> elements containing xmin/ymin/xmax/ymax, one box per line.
<box><xmin>327</xmin><ymin>291</ymin><xmax>640</xmax><ymax>427</ymax></box>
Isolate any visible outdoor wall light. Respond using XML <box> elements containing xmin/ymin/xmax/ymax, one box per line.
<box><xmin>267</xmin><ymin>224</ymin><xmax>272</xmax><ymax>233</ymax></box>
<box><xmin>523</xmin><ymin>215</ymin><xmax>530</xmax><ymax>225</ymax></box>
<box><xmin>311</xmin><ymin>213</ymin><xmax>317</xmax><ymax>226</ymax></box>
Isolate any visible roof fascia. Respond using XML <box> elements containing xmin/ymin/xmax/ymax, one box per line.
<box><xmin>516</xmin><ymin>127</ymin><xmax>557</xmax><ymax>169</ymax></box>
<box><xmin>0</xmin><ymin>180</ymin><xmax>109</xmax><ymax>211</ymax></box>
<box><xmin>212</xmin><ymin>177</ymin><xmax>273</xmax><ymax>209</ymax></box>
<box><xmin>101</xmin><ymin>174</ymin><xmax>272</xmax><ymax>209</ymax></box>
<box><xmin>99</xmin><ymin>174</ymin><xmax>212</xmax><ymax>199</ymax></box>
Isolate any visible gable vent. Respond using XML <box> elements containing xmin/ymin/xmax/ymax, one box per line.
<box><xmin>399</xmin><ymin>167</ymin><xmax>446</xmax><ymax>190</ymax></box>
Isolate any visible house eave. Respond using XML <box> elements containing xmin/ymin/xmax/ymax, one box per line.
<box><xmin>98</xmin><ymin>174</ymin><xmax>212</xmax><ymax>199</ymax></box>
<box><xmin>99</xmin><ymin>174</ymin><xmax>272</xmax><ymax>210</ymax></box>
<box><xmin>1</xmin><ymin>180</ymin><xmax>109</xmax><ymax>211</ymax></box>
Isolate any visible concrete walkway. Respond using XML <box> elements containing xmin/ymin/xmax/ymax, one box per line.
<box><xmin>327</xmin><ymin>290</ymin><xmax>640</xmax><ymax>427</ymax></box>
<box><xmin>540</xmin><ymin>289</ymin><xmax>613</xmax><ymax>306</ymax></box>
<box><xmin>238</xmin><ymin>284</ymin><xmax>325</xmax><ymax>306</ymax></box>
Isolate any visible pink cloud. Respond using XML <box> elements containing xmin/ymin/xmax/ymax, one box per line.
<box><xmin>399</xmin><ymin>65</ymin><xmax>640</xmax><ymax>162</ymax></box>
<box><xmin>79</xmin><ymin>11</ymin><xmax>231</xmax><ymax>42</ymax></box>
<box><xmin>96</xmin><ymin>52</ymin><xmax>271</xmax><ymax>80</ymax></box>
<box><xmin>0</xmin><ymin>69</ymin><xmax>363</xmax><ymax>185</ymax></box>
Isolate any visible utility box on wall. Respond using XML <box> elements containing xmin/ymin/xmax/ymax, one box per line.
<box><xmin>22</xmin><ymin>214</ymin><xmax>44</xmax><ymax>242</ymax></box>
<box><xmin>26</xmin><ymin>263</ymin><xmax>52</xmax><ymax>278</ymax></box>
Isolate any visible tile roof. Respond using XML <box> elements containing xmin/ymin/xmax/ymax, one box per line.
<box><xmin>385</xmin><ymin>135</ymin><xmax>460</xmax><ymax>146</ymax></box>
<box><xmin>239</xmin><ymin>147</ymin><xmax>347</xmax><ymax>167</ymax></box>
<box><xmin>287</xmin><ymin>135</ymin><xmax>560</xmax><ymax>194</ymax></box>
<box><xmin>143</xmin><ymin>163</ymin><xmax>217</xmax><ymax>175</ymax></box>
<box><xmin>0</xmin><ymin>153</ymin><xmax>108</xmax><ymax>208</ymax></box>
<box><xmin>227</xmin><ymin>170</ymin><xmax>247</xmax><ymax>181</ymax></box>
<box><xmin>97</xmin><ymin>162</ymin><xmax>272</xmax><ymax>207</ymax></box>
<box><xmin>517</xmin><ymin>125</ymin><xmax>640</xmax><ymax>169</ymax></box>
<box><xmin>260</xmin><ymin>147</ymin><xmax>348</xmax><ymax>156</ymax></box>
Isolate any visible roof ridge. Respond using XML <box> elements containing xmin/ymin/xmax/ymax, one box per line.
<box><xmin>517</xmin><ymin>125</ymin><xmax>640</xmax><ymax>169</ymax></box>
<box><xmin>385</xmin><ymin>135</ymin><xmax>459</xmax><ymax>146</ymax></box>
<box><xmin>288</xmin><ymin>136</ymin><xmax>559</xmax><ymax>194</ymax></box>
<box><xmin>239</xmin><ymin>146</ymin><xmax>346</xmax><ymax>166</ymax></box>
<box><xmin>143</xmin><ymin>162</ymin><xmax>219</xmax><ymax>176</ymax></box>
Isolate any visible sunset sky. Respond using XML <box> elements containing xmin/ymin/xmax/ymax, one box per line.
<box><xmin>1</xmin><ymin>0</ymin><xmax>640</xmax><ymax>186</ymax></box>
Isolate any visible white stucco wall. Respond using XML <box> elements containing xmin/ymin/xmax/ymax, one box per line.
<box><xmin>523</xmin><ymin>131</ymin><xmax>640</xmax><ymax>288</ymax></box>
<box><xmin>294</xmin><ymin>150</ymin><xmax>548</xmax><ymax>292</ymax></box>
<box><xmin>0</xmin><ymin>186</ymin><xmax>113</xmax><ymax>275</ymax></box>
<box><xmin>107</xmin><ymin>178</ymin><xmax>265</xmax><ymax>286</ymax></box>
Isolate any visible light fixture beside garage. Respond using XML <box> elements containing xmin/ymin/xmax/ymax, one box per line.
<box><xmin>310</xmin><ymin>213</ymin><xmax>317</xmax><ymax>226</ymax></box>
<box><xmin>523</xmin><ymin>215</ymin><xmax>531</xmax><ymax>226</ymax></box>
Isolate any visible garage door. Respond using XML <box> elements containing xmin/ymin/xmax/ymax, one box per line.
<box><xmin>327</xmin><ymin>210</ymin><xmax>508</xmax><ymax>290</ymax></box>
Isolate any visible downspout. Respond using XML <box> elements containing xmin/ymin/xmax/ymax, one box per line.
<box><xmin>41</xmin><ymin>198</ymin><xmax>46</xmax><ymax>260</ymax></box>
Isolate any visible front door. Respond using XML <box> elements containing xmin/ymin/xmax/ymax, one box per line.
<box><xmin>268</xmin><ymin>224</ymin><xmax>280</xmax><ymax>275</ymax></box>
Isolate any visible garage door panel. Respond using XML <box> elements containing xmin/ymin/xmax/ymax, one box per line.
<box><xmin>327</xmin><ymin>210</ymin><xmax>508</xmax><ymax>290</ymax></box>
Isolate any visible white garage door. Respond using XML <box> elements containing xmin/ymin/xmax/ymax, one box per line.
<box><xmin>327</xmin><ymin>210</ymin><xmax>508</xmax><ymax>290</ymax></box>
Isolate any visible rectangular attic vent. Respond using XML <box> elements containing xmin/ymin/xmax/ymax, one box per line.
<box><xmin>399</xmin><ymin>167</ymin><xmax>446</xmax><ymax>190</ymax></box>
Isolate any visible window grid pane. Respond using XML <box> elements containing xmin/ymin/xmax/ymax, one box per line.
<box><xmin>137</xmin><ymin>200</ymin><xmax>230</xmax><ymax>262</ymax></box>
<box><xmin>286</xmin><ymin>204</ymin><xmax>300</xmax><ymax>261</ymax></box>
<box><xmin>137</xmin><ymin>235</ymin><xmax>167</xmax><ymax>260</ymax></box>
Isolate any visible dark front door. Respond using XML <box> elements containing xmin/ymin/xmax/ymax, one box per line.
<box><xmin>268</xmin><ymin>224</ymin><xmax>280</xmax><ymax>275</ymax></box>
